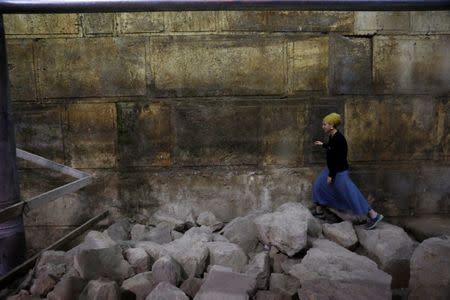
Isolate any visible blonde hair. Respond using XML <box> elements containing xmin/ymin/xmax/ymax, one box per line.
<box><xmin>323</xmin><ymin>112</ymin><xmax>341</xmax><ymax>127</ymax></box>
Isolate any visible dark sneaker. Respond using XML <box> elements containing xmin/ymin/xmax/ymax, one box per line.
<box><xmin>365</xmin><ymin>214</ymin><xmax>384</xmax><ymax>230</ymax></box>
<box><xmin>312</xmin><ymin>210</ymin><xmax>325</xmax><ymax>219</ymax></box>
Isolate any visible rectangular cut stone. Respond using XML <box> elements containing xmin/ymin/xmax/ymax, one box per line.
<box><xmin>82</xmin><ymin>13</ymin><xmax>114</xmax><ymax>35</ymax></box>
<box><xmin>329</xmin><ymin>35</ymin><xmax>371</xmax><ymax>95</ymax></box>
<box><xmin>290</xmin><ymin>36</ymin><xmax>328</xmax><ymax>93</ymax></box>
<box><xmin>117</xmin><ymin>102</ymin><xmax>172</xmax><ymax>167</ymax></box>
<box><xmin>379</xmin><ymin>97</ymin><xmax>438</xmax><ymax>161</ymax></box>
<box><xmin>411</xmin><ymin>11</ymin><xmax>450</xmax><ymax>34</ymax></box>
<box><xmin>354</xmin><ymin>12</ymin><xmax>410</xmax><ymax>34</ymax></box>
<box><xmin>149</xmin><ymin>36</ymin><xmax>286</xmax><ymax>97</ymax></box>
<box><xmin>65</xmin><ymin>103</ymin><xmax>117</xmax><ymax>168</ymax></box>
<box><xmin>174</xmin><ymin>103</ymin><xmax>259</xmax><ymax>166</ymax></box>
<box><xmin>117</xmin><ymin>12</ymin><xmax>164</xmax><ymax>33</ymax></box>
<box><xmin>261</xmin><ymin>102</ymin><xmax>307</xmax><ymax>166</ymax></box>
<box><xmin>13</xmin><ymin>104</ymin><xmax>65</xmax><ymax>165</ymax></box>
<box><xmin>219</xmin><ymin>11</ymin><xmax>353</xmax><ymax>32</ymax></box>
<box><xmin>380</xmin><ymin>168</ymin><xmax>418</xmax><ymax>216</ymax></box>
<box><xmin>415</xmin><ymin>166</ymin><xmax>450</xmax><ymax>215</ymax></box>
<box><xmin>164</xmin><ymin>12</ymin><xmax>216</xmax><ymax>32</ymax></box>
<box><xmin>36</xmin><ymin>37</ymin><xmax>146</xmax><ymax>98</ymax></box>
<box><xmin>6</xmin><ymin>39</ymin><xmax>36</xmax><ymax>101</ymax></box>
<box><xmin>374</xmin><ymin>36</ymin><xmax>450</xmax><ymax>94</ymax></box>
<box><xmin>345</xmin><ymin>99</ymin><xmax>380</xmax><ymax>162</ymax></box>
<box><xmin>4</xmin><ymin>14</ymin><xmax>79</xmax><ymax>36</ymax></box>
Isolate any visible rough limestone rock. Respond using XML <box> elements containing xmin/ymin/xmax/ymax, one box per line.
<box><xmin>409</xmin><ymin>236</ymin><xmax>450</xmax><ymax>300</ymax></box>
<box><xmin>46</xmin><ymin>276</ymin><xmax>87</xmax><ymax>300</ymax></box>
<box><xmin>36</xmin><ymin>251</ymin><xmax>67</xmax><ymax>273</ymax></box>
<box><xmin>255</xmin><ymin>290</ymin><xmax>291</xmax><ymax>300</ymax></box>
<box><xmin>67</xmin><ymin>230</ymin><xmax>117</xmax><ymax>258</ymax></box>
<box><xmin>289</xmin><ymin>239</ymin><xmax>391</xmax><ymax>298</ymax></box>
<box><xmin>104</xmin><ymin>219</ymin><xmax>132</xmax><ymax>241</ymax></box>
<box><xmin>74</xmin><ymin>245</ymin><xmax>135</xmax><ymax>281</ymax></box>
<box><xmin>152</xmin><ymin>256</ymin><xmax>182</xmax><ymax>287</ymax></box>
<box><xmin>280</xmin><ymin>258</ymin><xmax>302</xmax><ymax>275</ymax></box>
<box><xmin>125</xmin><ymin>247</ymin><xmax>152</xmax><ymax>274</ymax></box>
<box><xmin>6</xmin><ymin>290</ymin><xmax>41</xmax><ymax>300</ymax></box>
<box><xmin>79</xmin><ymin>279</ymin><xmax>120</xmax><ymax>300</ymax></box>
<box><xmin>206</xmin><ymin>242</ymin><xmax>248</xmax><ymax>272</ymax></box>
<box><xmin>212</xmin><ymin>233</ymin><xmax>229</xmax><ymax>242</ymax></box>
<box><xmin>254</xmin><ymin>202</ymin><xmax>321</xmax><ymax>256</ymax></box>
<box><xmin>355</xmin><ymin>222</ymin><xmax>417</xmax><ymax>288</ymax></box>
<box><xmin>180</xmin><ymin>277</ymin><xmax>204</xmax><ymax>299</ymax></box>
<box><xmin>135</xmin><ymin>241</ymin><xmax>169</xmax><ymax>261</ymax></box>
<box><xmin>29</xmin><ymin>273</ymin><xmax>58</xmax><ymax>297</ymax></box>
<box><xmin>269</xmin><ymin>273</ymin><xmax>301</xmax><ymax>299</ymax></box>
<box><xmin>196</xmin><ymin>211</ymin><xmax>224</xmax><ymax>231</ymax></box>
<box><xmin>194</xmin><ymin>265</ymin><xmax>257</xmax><ymax>300</ymax></box>
<box><xmin>131</xmin><ymin>223</ymin><xmax>172</xmax><ymax>244</ymax></box>
<box><xmin>151</xmin><ymin>203</ymin><xmax>196</xmax><ymax>231</ymax></box>
<box><xmin>220</xmin><ymin>213</ymin><xmax>261</xmax><ymax>255</ymax></box>
<box><xmin>121</xmin><ymin>272</ymin><xmax>155</xmax><ymax>300</ymax></box>
<box><xmin>244</xmin><ymin>252</ymin><xmax>270</xmax><ymax>290</ymax></box>
<box><xmin>323</xmin><ymin>221</ymin><xmax>358</xmax><ymax>249</ymax></box>
<box><xmin>272</xmin><ymin>253</ymin><xmax>288</xmax><ymax>274</ymax></box>
<box><xmin>146</xmin><ymin>282</ymin><xmax>188</xmax><ymax>300</ymax></box>
<box><xmin>172</xmin><ymin>230</ymin><xmax>184</xmax><ymax>240</ymax></box>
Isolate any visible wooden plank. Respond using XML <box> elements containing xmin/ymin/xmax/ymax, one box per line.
<box><xmin>0</xmin><ymin>211</ymin><xmax>109</xmax><ymax>290</ymax></box>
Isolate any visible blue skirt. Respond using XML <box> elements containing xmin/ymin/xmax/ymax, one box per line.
<box><xmin>312</xmin><ymin>167</ymin><xmax>371</xmax><ymax>216</ymax></box>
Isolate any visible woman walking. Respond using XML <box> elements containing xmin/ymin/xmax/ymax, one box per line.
<box><xmin>312</xmin><ymin>112</ymin><xmax>383</xmax><ymax>230</ymax></box>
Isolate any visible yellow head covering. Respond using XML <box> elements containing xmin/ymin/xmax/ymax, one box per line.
<box><xmin>323</xmin><ymin>112</ymin><xmax>341</xmax><ymax>127</ymax></box>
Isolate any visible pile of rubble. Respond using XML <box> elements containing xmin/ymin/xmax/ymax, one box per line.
<box><xmin>4</xmin><ymin>202</ymin><xmax>450</xmax><ymax>300</ymax></box>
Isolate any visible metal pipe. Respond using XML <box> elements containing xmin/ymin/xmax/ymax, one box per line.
<box><xmin>0</xmin><ymin>13</ymin><xmax>26</xmax><ymax>277</ymax></box>
<box><xmin>0</xmin><ymin>0</ymin><xmax>449</xmax><ymax>13</ymax></box>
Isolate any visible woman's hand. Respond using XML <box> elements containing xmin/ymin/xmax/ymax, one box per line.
<box><xmin>314</xmin><ymin>141</ymin><xmax>323</xmax><ymax>146</ymax></box>
<box><xmin>327</xmin><ymin>176</ymin><xmax>333</xmax><ymax>184</ymax></box>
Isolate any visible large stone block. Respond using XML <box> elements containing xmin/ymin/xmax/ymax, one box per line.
<box><xmin>6</xmin><ymin>39</ymin><xmax>36</xmax><ymax>101</ymax></box>
<box><xmin>379</xmin><ymin>97</ymin><xmax>438</xmax><ymax>161</ymax></box>
<box><xmin>414</xmin><ymin>166</ymin><xmax>450</xmax><ymax>215</ymax></box>
<box><xmin>164</xmin><ymin>12</ymin><xmax>216</xmax><ymax>32</ymax></box>
<box><xmin>148</xmin><ymin>35</ymin><xmax>286</xmax><ymax>97</ymax></box>
<box><xmin>4</xmin><ymin>14</ymin><xmax>79</xmax><ymax>36</ymax></box>
<box><xmin>117</xmin><ymin>12</ymin><xmax>164</xmax><ymax>33</ymax></box>
<box><xmin>438</xmin><ymin>99</ymin><xmax>449</xmax><ymax>160</ymax></box>
<box><xmin>289</xmin><ymin>36</ymin><xmax>328</xmax><ymax>94</ymax></box>
<box><xmin>36</xmin><ymin>37</ymin><xmax>146</xmax><ymax>98</ymax></box>
<box><xmin>118</xmin><ymin>102</ymin><xmax>172</xmax><ymax>167</ymax></box>
<box><xmin>65</xmin><ymin>103</ymin><xmax>117</xmax><ymax>168</ymax></box>
<box><xmin>218</xmin><ymin>11</ymin><xmax>353</xmax><ymax>32</ymax></box>
<box><xmin>260</xmin><ymin>102</ymin><xmax>307</xmax><ymax>166</ymax></box>
<box><xmin>329</xmin><ymin>35</ymin><xmax>371</xmax><ymax>95</ymax></box>
<box><xmin>82</xmin><ymin>13</ymin><xmax>114</xmax><ymax>35</ymax></box>
<box><xmin>354</xmin><ymin>12</ymin><xmax>410</xmax><ymax>34</ymax></box>
<box><xmin>173</xmin><ymin>103</ymin><xmax>259</xmax><ymax>165</ymax></box>
<box><xmin>410</xmin><ymin>11</ymin><xmax>450</xmax><ymax>34</ymax></box>
<box><xmin>374</xmin><ymin>36</ymin><xmax>450</xmax><ymax>94</ymax></box>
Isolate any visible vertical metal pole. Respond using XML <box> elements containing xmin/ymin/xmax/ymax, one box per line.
<box><xmin>0</xmin><ymin>14</ymin><xmax>26</xmax><ymax>277</ymax></box>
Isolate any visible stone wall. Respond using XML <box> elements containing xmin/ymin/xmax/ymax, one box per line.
<box><xmin>4</xmin><ymin>11</ymin><xmax>449</xmax><ymax>253</ymax></box>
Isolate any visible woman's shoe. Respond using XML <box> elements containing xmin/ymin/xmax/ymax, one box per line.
<box><xmin>365</xmin><ymin>214</ymin><xmax>383</xmax><ymax>230</ymax></box>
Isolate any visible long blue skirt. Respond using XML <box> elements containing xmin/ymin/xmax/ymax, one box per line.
<box><xmin>312</xmin><ymin>167</ymin><xmax>371</xmax><ymax>216</ymax></box>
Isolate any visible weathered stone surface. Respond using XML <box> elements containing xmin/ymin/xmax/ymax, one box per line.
<box><xmin>414</xmin><ymin>166</ymin><xmax>450</xmax><ymax>215</ymax></box>
<box><xmin>82</xmin><ymin>13</ymin><xmax>114</xmax><ymax>35</ymax></box>
<box><xmin>118</xmin><ymin>102</ymin><xmax>172</xmax><ymax>167</ymax></box>
<box><xmin>194</xmin><ymin>265</ymin><xmax>257</xmax><ymax>300</ymax></box>
<box><xmin>131</xmin><ymin>223</ymin><xmax>172</xmax><ymax>244</ymax></box>
<box><xmin>164</xmin><ymin>238</ymin><xmax>210</xmax><ymax>277</ymax></box>
<box><xmin>6</xmin><ymin>290</ymin><xmax>40</xmax><ymax>300</ymax></box>
<box><xmin>255</xmin><ymin>290</ymin><xmax>291</xmax><ymax>300</ymax></box>
<box><xmin>78</xmin><ymin>230</ymin><xmax>117</xmax><ymax>251</ymax></box>
<box><xmin>4</xmin><ymin>14</ymin><xmax>79</xmax><ymax>35</ymax></box>
<box><xmin>280</xmin><ymin>258</ymin><xmax>302</xmax><ymax>275</ymax></box>
<box><xmin>206</xmin><ymin>242</ymin><xmax>248</xmax><ymax>272</ymax></box>
<box><xmin>30</xmin><ymin>273</ymin><xmax>58</xmax><ymax>297</ymax></box>
<box><xmin>374</xmin><ymin>36</ymin><xmax>450</xmax><ymax>94</ymax></box>
<box><xmin>356</xmin><ymin>222</ymin><xmax>417</xmax><ymax>288</ymax></box>
<box><xmin>329</xmin><ymin>35</ymin><xmax>372</xmax><ymax>95</ymax></box>
<box><xmin>174</xmin><ymin>103</ymin><xmax>259</xmax><ymax>166</ymax></box>
<box><xmin>165</xmin><ymin>12</ymin><xmax>216</xmax><ymax>32</ymax></box>
<box><xmin>409</xmin><ymin>236</ymin><xmax>450</xmax><ymax>300</ymax></box>
<box><xmin>117</xmin><ymin>12</ymin><xmax>164</xmax><ymax>33</ymax></box>
<box><xmin>180</xmin><ymin>277</ymin><xmax>203</xmax><ymax>299</ymax></box>
<box><xmin>411</xmin><ymin>11</ymin><xmax>450</xmax><ymax>34</ymax></box>
<box><xmin>149</xmin><ymin>35</ymin><xmax>286</xmax><ymax>97</ymax></box>
<box><xmin>244</xmin><ymin>252</ymin><xmax>270</xmax><ymax>290</ymax></box>
<box><xmin>269</xmin><ymin>273</ymin><xmax>300</xmax><ymax>299</ymax></box>
<box><xmin>6</xmin><ymin>40</ymin><xmax>36</xmax><ymax>101</ymax></box>
<box><xmin>136</xmin><ymin>241</ymin><xmax>168</xmax><ymax>261</ymax></box>
<box><xmin>152</xmin><ymin>256</ymin><xmax>182</xmax><ymax>287</ymax></box>
<box><xmin>354</xmin><ymin>12</ymin><xmax>410</xmax><ymax>34</ymax></box>
<box><xmin>125</xmin><ymin>247</ymin><xmax>152</xmax><ymax>274</ymax></box>
<box><xmin>390</xmin><ymin>216</ymin><xmax>450</xmax><ymax>242</ymax></box>
<box><xmin>151</xmin><ymin>203</ymin><xmax>196</xmax><ymax>230</ymax></box>
<box><xmin>260</xmin><ymin>103</ymin><xmax>307</xmax><ymax>166</ymax></box>
<box><xmin>121</xmin><ymin>272</ymin><xmax>155</xmax><ymax>300</ymax></box>
<box><xmin>74</xmin><ymin>245</ymin><xmax>134</xmax><ymax>281</ymax></box>
<box><xmin>289</xmin><ymin>239</ymin><xmax>391</xmax><ymax>297</ymax></box>
<box><xmin>146</xmin><ymin>282</ymin><xmax>188</xmax><ymax>300</ymax></box>
<box><xmin>47</xmin><ymin>276</ymin><xmax>87</xmax><ymax>300</ymax></box>
<box><xmin>289</xmin><ymin>36</ymin><xmax>328</xmax><ymax>93</ymax></box>
<box><xmin>439</xmin><ymin>99</ymin><xmax>449</xmax><ymax>161</ymax></box>
<box><xmin>36</xmin><ymin>251</ymin><xmax>67</xmax><ymax>273</ymax></box>
<box><xmin>79</xmin><ymin>279</ymin><xmax>120</xmax><ymax>300</ymax></box>
<box><xmin>104</xmin><ymin>219</ymin><xmax>132</xmax><ymax>241</ymax></box>
<box><xmin>65</xmin><ymin>103</ymin><xmax>117</xmax><ymax>168</ymax></box>
<box><xmin>218</xmin><ymin>11</ymin><xmax>353</xmax><ymax>32</ymax></box>
<box><xmin>254</xmin><ymin>202</ymin><xmax>321</xmax><ymax>256</ymax></box>
<box><xmin>36</xmin><ymin>37</ymin><xmax>146</xmax><ymax>98</ymax></box>
<box><xmin>323</xmin><ymin>221</ymin><xmax>358</xmax><ymax>249</ymax></box>
<box><xmin>221</xmin><ymin>213</ymin><xmax>262</xmax><ymax>255</ymax></box>
<box><xmin>196</xmin><ymin>211</ymin><xmax>223</xmax><ymax>231</ymax></box>
<box><xmin>272</xmin><ymin>252</ymin><xmax>288</xmax><ymax>274</ymax></box>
